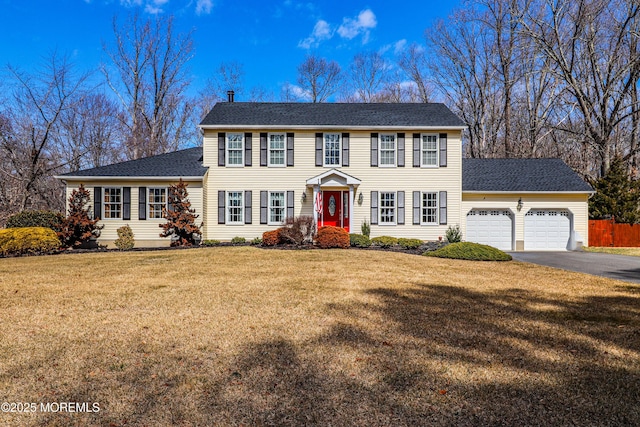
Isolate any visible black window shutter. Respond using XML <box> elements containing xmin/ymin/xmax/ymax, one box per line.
<box><xmin>138</xmin><ymin>187</ymin><xmax>147</xmax><ymax>220</ymax></box>
<box><xmin>315</xmin><ymin>133</ymin><xmax>323</xmax><ymax>166</ymax></box>
<box><xmin>412</xmin><ymin>191</ymin><xmax>420</xmax><ymax>225</ymax></box>
<box><xmin>397</xmin><ymin>191</ymin><xmax>405</xmax><ymax>225</ymax></box>
<box><xmin>260</xmin><ymin>133</ymin><xmax>268</xmax><ymax>166</ymax></box>
<box><xmin>413</xmin><ymin>133</ymin><xmax>420</xmax><ymax>167</ymax></box>
<box><xmin>260</xmin><ymin>191</ymin><xmax>268</xmax><ymax>224</ymax></box>
<box><xmin>342</xmin><ymin>133</ymin><xmax>349</xmax><ymax>167</ymax></box>
<box><xmin>287</xmin><ymin>191</ymin><xmax>295</xmax><ymax>219</ymax></box>
<box><xmin>244</xmin><ymin>191</ymin><xmax>252</xmax><ymax>224</ymax></box>
<box><xmin>370</xmin><ymin>133</ymin><xmax>378</xmax><ymax>167</ymax></box>
<box><xmin>370</xmin><ymin>191</ymin><xmax>378</xmax><ymax>225</ymax></box>
<box><xmin>439</xmin><ymin>133</ymin><xmax>447</xmax><ymax>167</ymax></box>
<box><xmin>123</xmin><ymin>187</ymin><xmax>131</xmax><ymax>220</ymax></box>
<box><xmin>439</xmin><ymin>191</ymin><xmax>447</xmax><ymax>225</ymax></box>
<box><xmin>244</xmin><ymin>133</ymin><xmax>252</xmax><ymax>166</ymax></box>
<box><xmin>218</xmin><ymin>132</ymin><xmax>226</xmax><ymax>166</ymax></box>
<box><xmin>397</xmin><ymin>133</ymin><xmax>405</xmax><ymax>167</ymax></box>
<box><xmin>287</xmin><ymin>133</ymin><xmax>295</xmax><ymax>166</ymax></box>
<box><xmin>218</xmin><ymin>190</ymin><xmax>226</xmax><ymax>224</ymax></box>
<box><xmin>93</xmin><ymin>186</ymin><xmax>102</xmax><ymax>220</ymax></box>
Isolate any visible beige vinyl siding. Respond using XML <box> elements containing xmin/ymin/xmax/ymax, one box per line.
<box><xmin>461</xmin><ymin>193</ymin><xmax>590</xmax><ymax>249</ymax></box>
<box><xmin>64</xmin><ymin>179</ymin><xmax>203</xmax><ymax>248</ymax></box>
<box><xmin>202</xmin><ymin>129</ymin><xmax>463</xmax><ymax>241</ymax></box>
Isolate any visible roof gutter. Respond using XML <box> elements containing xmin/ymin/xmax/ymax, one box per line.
<box><xmin>199</xmin><ymin>124</ymin><xmax>467</xmax><ymax>131</ymax></box>
<box><xmin>463</xmin><ymin>190</ymin><xmax>595</xmax><ymax>195</ymax></box>
<box><xmin>54</xmin><ymin>175</ymin><xmax>205</xmax><ymax>181</ymax></box>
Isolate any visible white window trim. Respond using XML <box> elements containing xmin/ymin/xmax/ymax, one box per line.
<box><xmin>379</xmin><ymin>191</ymin><xmax>396</xmax><ymax>226</ymax></box>
<box><xmin>102</xmin><ymin>187</ymin><xmax>123</xmax><ymax>220</ymax></box>
<box><xmin>421</xmin><ymin>133</ymin><xmax>439</xmax><ymax>168</ymax></box>
<box><xmin>421</xmin><ymin>191</ymin><xmax>438</xmax><ymax>225</ymax></box>
<box><xmin>226</xmin><ymin>133</ymin><xmax>244</xmax><ymax>167</ymax></box>
<box><xmin>268</xmin><ymin>191</ymin><xmax>286</xmax><ymax>226</ymax></box>
<box><xmin>378</xmin><ymin>133</ymin><xmax>397</xmax><ymax>167</ymax></box>
<box><xmin>226</xmin><ymin>191</ymin><xmax>244</xmax><ymax>225</ymax></box>
<box><xmin>148</xmin><ymin>187</ymin><xmax>168</xmax><ymax>220</ymax></box>
<box><xmin>323</xmin><ymin>132</ymin><xmax>342</xmax><ymax>167</ymax></box>
<box><xmin>268</xmin><ymin>132</ymin><xmax>286</xmax><ymax>168</ymax></box>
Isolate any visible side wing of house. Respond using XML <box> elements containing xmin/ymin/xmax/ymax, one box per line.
<box><xmin>57</xmin><ymin>147</ymin><xmax>208</xmax><ymax>248</ymax></box>
<box><xmin>461</xmin><ymin>159</ymin><xmax>593</xmax><ymax>251</ymax></box>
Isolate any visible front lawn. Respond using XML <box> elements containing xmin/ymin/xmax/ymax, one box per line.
<box><xmin>584</xmin><ymin>246</ymin><xmax>640</xmax><ymax>257</ymax></box>
<box><xmin>0</xmin><ymin>247</ymin><xmax>638</xmax><ymax>426</ymax></box>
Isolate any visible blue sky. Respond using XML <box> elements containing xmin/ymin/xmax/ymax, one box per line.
<box><xmin>1</xmin><ymin>0</ymin><xmax>461</xmax><ymax>99</ymax></box>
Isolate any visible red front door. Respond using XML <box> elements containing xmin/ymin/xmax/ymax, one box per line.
<box><xmin>321</xmin><ymin>191</ymin><xmax>350</xmax><ymax>232</ymax></box>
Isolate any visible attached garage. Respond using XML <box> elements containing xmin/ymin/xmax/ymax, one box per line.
<box><xmin>461</xmin><ymin>158</ymin><xmax>594</xmax><ymax>251</ymax></box>
<box><xmin>524</xmin><ymin>209</ymin><xmax>571</xmax><ymax>250</ymax></box>
<box><xmin>466</xmin><ymin>209</ymin><xmax>513</xmax><ymax>251</ymax></box>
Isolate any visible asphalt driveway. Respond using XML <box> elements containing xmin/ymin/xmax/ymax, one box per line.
<box><xmin>510</xmin><ymin>251</ymin><xmax>640</xmax><ymax>284</ymax></box>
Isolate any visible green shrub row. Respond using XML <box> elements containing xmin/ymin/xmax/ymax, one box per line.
<box><xmin>424</xmin><ymin>242</ymin><xmax>512</xmax><ymax>261</ymax></box>
<box><xmin>6</xmin><ymin>210</ymin><xmax>64</xmax><ymax>232</ymax></box>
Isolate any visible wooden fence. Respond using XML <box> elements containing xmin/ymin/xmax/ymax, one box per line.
<box><xmin>589</xmin><ymin>219</ymin><xmax>640</xmax><ymax>247</ymax></box>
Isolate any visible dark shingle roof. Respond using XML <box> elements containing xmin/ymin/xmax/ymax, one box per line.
<box><xmin>463</xmin><ymin>158</ymin><xmax>593</xmax><ymax>192</ymax></box>
<box><xmin>200</xmin><ymin>102</ymin><xmax>465</xmax><ymax>128</ymax></box>
<box><xmin>61</xmin><ymin>147</ymin><xmax>207</xmax><ymax>178</ymax></box>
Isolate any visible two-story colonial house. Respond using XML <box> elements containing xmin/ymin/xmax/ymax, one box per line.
<box><xmin>58</xmin><ymin>101</ymin><xmax>593</xmax><ymax>250</ymax></box>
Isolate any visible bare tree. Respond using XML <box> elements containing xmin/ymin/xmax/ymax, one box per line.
<box><xmin>344</xmin><ymin>51</ymin><xmax>389</xmax><ymax>102</ymax></box>
<box><xmin>102</xmin><ymin>13</ymin><xmax>197</xmax><ymax>160</ymax></box>
<box><xmin>398</xmin><ymin>43</ymin><xmax>432</xmax><ymax>103</ymax></box>
<box><xmin>296</xmin><ymin>55</ymin><xmax>343</xmax><ymax>102</ymax></box>
<box><xmin>0</xmin><ymin>53</ymin><xmax>86</xmax><ymax>213</ymax></box>
<box><xmin>519</xmin><ymin>0</ymin><xmax>640</xmax><ymax>175</ymax></box>
<box><xmin>200</xmin><ymin>61</ymin><xmax>245</xmax><ymax>116</ymax></box>
<box><xmin>56</xmin><ymin>93</ymin><xmax>123</xmax><ymax>171</ymax></box>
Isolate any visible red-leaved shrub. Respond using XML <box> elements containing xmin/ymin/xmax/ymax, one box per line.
<box><xmin>315</xmin><ymin>226</ymin><xmax>350</xmax><ymax>249</ymax></box>
<box><xmin>262</xmin><ymin>229</ymin><xmax>282</xmax><ymax>246</ymax></box>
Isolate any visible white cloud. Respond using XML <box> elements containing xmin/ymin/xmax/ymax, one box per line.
<box><xmin>196</xmin><ymin>0</ymin><xmax>213</xmax><ymax>15</ymax></box>
<box><xmin>394</xmin><ymin>39</ymin><xmax>407</xmax><ymax>55</ymax></box>
<box><xmin>337</xmin><ymin>9</ymin><xmax>377</xmax><ymax>43</ymax></box>
<box><xmin>298</xmin><ymin>19</ymin><xmax>333</xmax><ymax>49</ymax></box>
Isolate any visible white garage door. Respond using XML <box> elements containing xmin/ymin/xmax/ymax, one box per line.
<box><xmin>466</xmin><ymin>210</ymin><xmax>513</xmax><ymax>251</ymax></box>
<box><xmin>524</xmin><ymin>210</ymin><xmax>571</xmax><ymax>251</ymax></box>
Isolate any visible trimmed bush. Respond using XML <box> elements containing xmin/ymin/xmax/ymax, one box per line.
<box><xmin>361</xmin><ymin>219</ymin><xmax>371</xmax><ymax>238</ymax></box>
<box><xmin>398</xmin><ymin>238</ymin><xmax>423</xmax><ymax>250</ymax></box>
<box><xmin>350</xmin><ymin>233</ymin><xmax>371</xmax><ymax>248</ymax></box>
<box><xmin>424</xmin><ymin>242</ymin><xmax>512</xmax><ymax>261</ymax></box>
<box><xmin>262</xmin><ymin>229</ymin><xmax>282</xmax><ymax>246</ymax></box>
<box><xmin>7</xmin><ymin>210</ymin><xmax>64</xmax><ymax>232</ymax></box>
<box><xmin>279</xmin><ymin>216</ymin><xmax>315</xmax><ymax>245</ymax></box>
<box><xmin>445</xmin><ymin>224</ymin><xmax>463</xmax><ymax>243</ymax></box>
<box><xmin>371</xmin><ymin>235</ymin><xmax>399</xmax><ymax>248</ymax></box>
<box><xmin>316</xmin><ymin>226</ymin><xmax>350</xmax><ymax>249</ymax></box>
<box><xmin>250</xmin><ymin>237</ymin><xmax>263</xmax><ymax>246</ymax></box>
<box><xmin>201</xmin><ymin>239</ymin><xmax>221</xmax><ymax>247</ymax></box>
<box><xmin>0</xmin><ymin>227</ymin><xmax>60</xmax><ymax>256</ymax></box>
<box><xmin>114</xmin><ymin>225</ymin><xmax>135</xmax><ymax>250</ymax></box>
<box><xmin>231</xmin><ymin>236</ymin><xmax>246</xmax><ymax>245</ymax></box>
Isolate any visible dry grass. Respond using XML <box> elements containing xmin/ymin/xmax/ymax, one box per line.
<box><xmin>584</xmin><ymin>246</ymin><xmax>640</xmax><ymax>256</ymax></box>
<box><xmin>1</xmin><ymin>247</ymin><xmax>639</xmax><ymax>426</ymax></box>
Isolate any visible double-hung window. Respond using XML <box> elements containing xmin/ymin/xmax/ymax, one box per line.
<box><xmin>324</xmin><ymin>133</ymin><xmax>341</xmax><ymax>166</ymax></box>
<box><xmin>379</xmin><ymin>134</ymin><xmax>396</xmax><ymax>166</ymax></box>
<box><xmin>148</xmin><ymin>187</ymin><xmax>167</xmax><ymax>219</ymax></box>
<box><xmin>379</xmin><ymin>192</ymin><xmax>396</xmax><ymax>225</ymax></box>
<box><xmin>421</xmin><ymin>134</ymin><xmax>438</xmax><ymax>167</ymax></box>
<box><xmin>421</xmin><ymin>192</ymin><xmax>438</xmax><ymax>224</ymax></box>
<box><xmin>227</xmin><ymin>133</ymin><xmax>244</xmax><ymax>166</ymax></box>
<box><xmin>103</xmin><ymin>187</ymin><xmax>122</xmax><ymax>219</ymax></box>
<box><xmin>227</xmin><ymin>191</ymin><xmax>244</xmax><ymax>224</ymax></box>
<box><xmin>268</xmin><ymin>133</ymin><xmax>285</xmax><ymax>166</ymax></box>
<box><xmin>269</xmin><ymin>191</ymin><xmax>285</xmax><ymax>225</ymax></box>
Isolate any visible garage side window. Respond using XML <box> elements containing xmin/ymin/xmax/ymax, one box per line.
<box><xmin>148</xmin><ymin>188</ymin><xmax>167</xmax><ymax>219</ymax></box>
<box><xmin>103</xmin><ymin>187</ymin><xmax>122</xmax><ymax>219</ymax></box>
